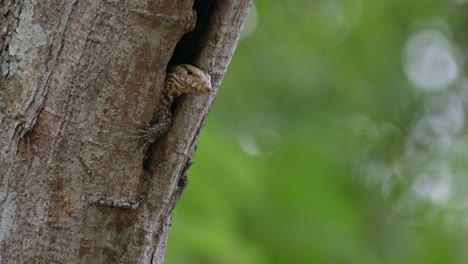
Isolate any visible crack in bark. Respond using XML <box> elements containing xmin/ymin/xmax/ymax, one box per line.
<box><xmin>23</xmin><ymin>0</ymin><xmax>79</xmax><ymax>126</ymax></box>
<box><xmin>95</xmin><ymin>197</ymin><xmax>140</xmax><ymax>210</ymax></box>
<box><xmin>0</xmin><ymin>0</ymin><xmax>22</xmax><ymax>77</ymax></box>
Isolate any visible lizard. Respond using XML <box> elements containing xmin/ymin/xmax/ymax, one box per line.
<box><xmin>95</xmin><ymin>64</ymin><xmax>212</xmax><ymax>210</ymax></box>
<box><xmin>138</xmin><ymin>64</ymin><xmax>212</xmax><ymax>148</ymax></box>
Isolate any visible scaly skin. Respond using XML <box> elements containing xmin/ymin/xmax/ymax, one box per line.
<box><xmin>139</xmin><ymin>64</ymin><xmax>212</xmax><ymax>147</ymax></box>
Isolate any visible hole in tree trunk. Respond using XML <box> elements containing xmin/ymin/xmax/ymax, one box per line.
<box><xmin>167</xmin><ymin>0</ymin><xmax>217</xmax><ymax>68</ymax></box>
<box><xmin>143</xmin><ymin>0</ymin><xmax>218</xmax><ymax>171</ymax></box>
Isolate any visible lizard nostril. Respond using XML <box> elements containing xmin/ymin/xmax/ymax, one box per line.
<box><xmin>203</xmin><ymin>86</ymin><xmax>211</xmax><ymax>93</ymax></box>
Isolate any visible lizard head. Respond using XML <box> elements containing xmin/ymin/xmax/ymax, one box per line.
<box><xmin>167</xmin><ymin>64</ymin><xmax>212</xmax><ymax>94</ymax></box>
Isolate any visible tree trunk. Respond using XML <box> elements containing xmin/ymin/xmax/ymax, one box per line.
<box><xmin>0</xmin><ymin>0</ymin><xmax>251</xmax><ymax>263</ymax></box>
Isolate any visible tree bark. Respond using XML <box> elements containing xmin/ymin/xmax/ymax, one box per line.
<box><xmin>0</xmin><ymin>0</ymin><xmax>251</xmax><ymax>263</ymax></box>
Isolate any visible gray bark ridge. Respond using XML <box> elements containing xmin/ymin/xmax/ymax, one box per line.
<box><xmin>0</xmin><ymin>0</ymin><xmax>252</xmax><ymax>263</ymax></box>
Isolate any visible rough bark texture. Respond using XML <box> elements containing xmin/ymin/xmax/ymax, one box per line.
<box><xmin>0</xmin><ymin>0</ymin><xmax>251</xmax><ymax>263</ymax></box>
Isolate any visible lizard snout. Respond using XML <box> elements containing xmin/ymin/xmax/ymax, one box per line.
<box><xmin>200</xmin><ymin>73</ymin><xmax>212</xmax><ymax>94</ymax></box>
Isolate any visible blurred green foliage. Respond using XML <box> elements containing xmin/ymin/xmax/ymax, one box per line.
<box><xmin>166</xmin><ymin>0</ymin><xmax>468</xmax><ymax>263</ymax></box>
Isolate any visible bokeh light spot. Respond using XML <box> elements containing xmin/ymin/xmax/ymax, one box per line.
<box><xmin>240</xmin><ymin>2</ymin><xmax>258</xmax><ymax>40</ymax></box>
<box><xmin>412</xmin><ymin>163</ymin><xmax>452</xmax><ymax>206</ymax></box>
<box><xmin>238</xmin><ymin>128</ymin><xmax>281</xmax><ymax>157</ymax></box>
<box><xmin>403</xmin><ymin>29</ymin><xmax>459</xmax><ymax>91</ymax></box>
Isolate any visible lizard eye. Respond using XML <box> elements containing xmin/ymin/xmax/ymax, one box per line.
<box><xmin>187</xmin><ymin>69</ymin><xmax>193</xmax><ymax>76</ymax></box>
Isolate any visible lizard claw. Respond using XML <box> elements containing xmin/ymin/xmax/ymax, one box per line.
<box><xmin>137</xmin><ymin>123</ymin><xmax>153</xmax><ymax>144</ymax></box>
<box><xmin>137</xmin><ymin>129</ymin><xmax>149</xmax><ymax>144</ymax></box>
<box><xmin>128</xmin><ymin>125</ymin><xmax>151</xmax><ymax>150</ymax></box>
<box><xmin>134</xmin><ymin>119</ymin><xmax>170</xmax><ymax>150</ymax></box>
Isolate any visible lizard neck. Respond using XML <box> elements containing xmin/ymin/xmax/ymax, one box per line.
<box><xmin>154</xmin><ymin>82</ymin><xmax>182</xmax><ymax>118</ymax></box>
<box><xmin>162</xmin><ymin>81</ymin><xmax>183</xmax><ymax>108</ymax></box>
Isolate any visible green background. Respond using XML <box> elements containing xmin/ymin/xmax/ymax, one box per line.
<box><xmin>167</xmin><ymin>1</ymin><xmax>468</xmax><ymax>263</ymax></box>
